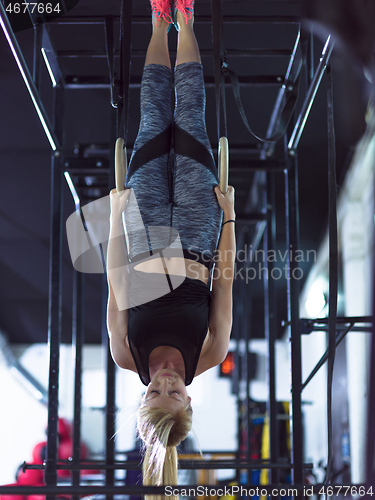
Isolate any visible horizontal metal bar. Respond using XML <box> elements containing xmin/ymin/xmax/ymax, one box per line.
<box><xmin>66</xmin><ymin>162</ymin><xmax>283</xmax><ymax>176</ymax></box>
<box><xmin>63</xmin><ymin>152</ymin><xmax>281</xmax><ymax>164</ymax></box>
<box><xmin>301</xmin><ymin>324</ymin><xmax>353</xmax><ymax>391</ymax></box>
<box><xmin>116</xmin><ymin>450</ymin><xmax>241</xmax><ymax>455</ymax></box>
<box><xmin>302</xmin><ymin>326</ymin><xmax>372</xmax><ymax>333</ymax></box>
<box><xmin>58</xmin><ymin>49</ymin><xmax>291</xmax><ymax>58</ymax></box>
<box><xmin>77</xmin><ymin>182</ymin><xmax>110</xmax><ymax>190</ymax></box>
<box><xmin>229</xmin><ymin>160</ymin><xmax>285</xmax><ymax>171</ymax></box>
<box><xmin>0</xmin><ymin>2</ymin><xmax>60</xmax><ymax>150</ymax></box>
<box><xmin>49</xmin><ymin>15</ymin><xmax>301</xmax><ymax>25</ymax></box>
<box><xmin>65</xmin><ymin>75</ymin><xmax>284</xmax><ymax>89</ymax></box>
<box><xmin>237</xmin><ymin>213</ymin><xmax>267</xmax><ymax>223</ymax></box>
<box><xmin>66</xmin><ymin>168</ymin><xmax>110</xmax><ymax>175</ymax></box>
<box><xmin>288</xmin><ymin>36</ymin><xmax>334</xmax><ymax>152</ymax></box>
<box><xmin>301</xmin><ymin>315</ymin><xmax>373</xmax><ymax>326</ymax></box>
<box><xmin>63</xmin><ymin>158</ymin><xmax>108</xmax><ymax>168</ymax></box>
<box><xmin>299</xmin><ymin>316</ymin><xmax>373</xmax><ymax>334</ymax></box>
<box><xmin>24</xmin><ymin>460</ymin><xmax>312</xmax><ymax>471</ymax></box>
<box><xmin>299</xmin><ymin>317</ymin><xmax>373</xmax><ymax>389</ymax></box>
<box><xmin>0</xmin><ymin>484</ymin><xmax>365</xmax><ymax>496</ymax></box>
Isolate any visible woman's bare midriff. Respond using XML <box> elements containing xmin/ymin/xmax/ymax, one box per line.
<box><xmin>134</xmin><ymin>257</ymin><xmax>209</xmax><ymax>284</ymax></box>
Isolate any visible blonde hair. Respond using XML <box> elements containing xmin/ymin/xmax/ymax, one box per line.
<box><xmin>137</xmin><ymin>403</ymin><xmax>193</xmax><ymax>500</ymax></box>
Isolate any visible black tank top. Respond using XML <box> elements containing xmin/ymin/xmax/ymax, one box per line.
<box><xmin>127</xmin><ymin>271</ymin><xmax>212</xmax><ymax>386</ymax></box>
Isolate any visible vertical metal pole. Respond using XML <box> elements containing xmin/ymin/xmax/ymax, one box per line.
<box><xmin>72</xmin><ymin>268</ymin><xmax>84</xmax><ymax>500</ymax></box>
<box><xmin>306</xmin><ymin>25</ymin><xmax>314</xmax><ymax>87</ymax></box>
<box><xmin>365</xmin><ymin>172</ymin><xmax>375</xmax><ymax>494</ymax></box>
<box><xmin>33</xmin><ymin>24</ymin><xmax>42</xmax><ymax>92</ymax></box>
<box><xmin>232</xmin><ymin>284</ymin><xmax>241</xmax><ymax>398</ymax></box>
<box><xmin>45</xmin><ymin>151</ymin><xmax>63</xmax><ymax>500</ymax></box>
<box><xmin>236</xmin><ymin>401</ymin><xmax>241</xmax><ymax>483</ymax></box>
<box><xmin>103</xmin><ymin>105</ymin><xmax>118</xmax><ymax>500</ymax></box>
<box><xmin>365</xmin><ymin>245</ymin><xmax>375</xmax><ymax>493</ymax></box>
<box><xmin>264</xmin><ymin>172</ymin><xmax>279</xmax><ymax>484</ymax></box>
<box><xmin>285</xmin><ymin>154</ymin><xmax>304</xmax><ymax>487</ymax></box>
<box><xmin>232</xmin><ymin>280</ymin><xmax>242</xmax><ymax>482</ymax></box>
<box><xmin>238</xmin><ymin>230</ymin><xmax>251</xmax><ymax>483</ymax></box>
<box><xmin>103</xmin><ymin>275</ymin><xmax>116</xmax><ymax>500</ymax></box>
<box><xmin>233</xmin><ymin>284</ymin><xmax>241</xmax><ymax>483</ymax></box>
<box><xmin>45</xmin><ymin>83</ymin><xmax>64</xmax><ymax>500</ymax></box>
<box><xmin>245</xmin><ymin>291</ymin><xmax>254</xmax><ymax>486</ymax></box>
<box><xmin>244</xmin><ymin>278</ymin><xmax>251</xmax><ymax>470</ymax></box>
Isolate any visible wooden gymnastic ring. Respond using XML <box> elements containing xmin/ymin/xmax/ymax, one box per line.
<box><xmin>219</xmin><ymin>136</ymin><xmax>229</xmax><ymax>194</ymax></box>
<box><xmin>115</xmin><ymin>138</ymin><xmax>127</xmax><ymax>193</ymax></box>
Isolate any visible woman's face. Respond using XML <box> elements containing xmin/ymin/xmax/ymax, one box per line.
<box><xmin>144</xmin><ymin>369</ymin><xmax>191</xmax><ymax>413</ymax></box>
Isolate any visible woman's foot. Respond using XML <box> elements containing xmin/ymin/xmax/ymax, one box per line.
<box><xmin>150</xmin><ymin>0</ymin><xmax>174</xmax><ymax>27</ymax></box>
<box><xmin>173</xmin><ymin>0</ymin><xmax>195</xmax><ymax>31</ymax></box>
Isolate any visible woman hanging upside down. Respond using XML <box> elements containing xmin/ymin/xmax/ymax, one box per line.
<box><xmin>106</xmin><ymin>0</ymin><xmax>236</xmax><ymax>495</ymax></box>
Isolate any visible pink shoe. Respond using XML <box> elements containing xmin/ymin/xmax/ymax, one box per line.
<box><xmin>150</xmin><ymin>0</ymin><xmax>173</xmax><ymax>27</ymax></box>
<box><xmin>173</xmin><ymin>0</ymin><xmax>194</xmax><ymax>28</ymax></box>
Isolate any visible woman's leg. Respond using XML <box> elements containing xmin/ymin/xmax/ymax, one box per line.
<box><xmin>173</xmin><ymin>14</ymin><xmax>210</xmax><ymax>151</ymax></box>
<box><xmin>175</xmin><ymin>13</ymin><xmax>201</xmax><ymax>66</ymax></box>
<box><xmin>125</xmin><ymin>18</ymin><xmax>174</xmax><ymax>261</ymax></box>
<box><xmin>127</xmin><ymin>14</ymin><xmax>173</xmax><ymax>177</ymax></box>
<box><xmin>145</xmin><ymin>17</ymin><xmax>171</xmax><ymax>68</ymax></box>
<box><xmin>172</xmin><ymin>18</ymin><xmax>223</xmax><ymax>263</ymax></box>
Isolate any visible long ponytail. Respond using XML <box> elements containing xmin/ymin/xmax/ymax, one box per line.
<box><xmin>137</xmin><ymin>405</ymin><xmax>193</xmax><ymax>500</ymax></box>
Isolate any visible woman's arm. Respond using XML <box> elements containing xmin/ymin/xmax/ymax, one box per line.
<box><xmin>106</xmin><ymin>189</ymin><xmax>136</xmax><ymax>370</ymax></box>
<box><xmin>107</xmin><ymin>188</ymin><xmax>130</xmax><ymax>320</ymax></box>
<box><xmin>207</xmin><ymin>186</ymin><xmax>236</xmax><ymax>364</ymax></box>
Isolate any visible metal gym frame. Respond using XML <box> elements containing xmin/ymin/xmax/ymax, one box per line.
<box><xmin>0</xmin><ymin>0</ymin><xmax>374</xmax><ymax>497</ymax></box>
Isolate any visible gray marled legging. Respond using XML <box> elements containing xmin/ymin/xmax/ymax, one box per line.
<box><xmin>125</xmin><ymin>62</ymin><xmax>222</xmax><ymax>269</ymax></box>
